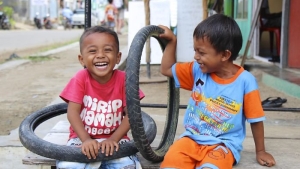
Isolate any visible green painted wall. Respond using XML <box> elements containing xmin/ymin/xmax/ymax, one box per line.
<box><xmin>224</xmin><ymin>0</ymin><xmax>233</xmax><ymax>17</ymax></box>
<box><xmin>234</xmin><ymin>0</ymin><xmax>252</xmax><ymax>57</ymax></box>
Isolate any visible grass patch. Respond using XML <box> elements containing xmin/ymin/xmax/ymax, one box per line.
<box><xmin>0</xmin><ymin>38</ymin><xmax>79</xmax><ymax>64</ymax></box>
<box><xmin>37</xmin><ymin>38</ymin><xmax>79</xmax><ymax>53</ymax></box>
<box><xmin>26</xmin><ymin>55</ymin><xmax>52</xmax><ymax>62</ymax></box>
<box><xmin>24</xmin><ymin>38</ymin><xmax>79</xmax><ymax>62</ymax></box>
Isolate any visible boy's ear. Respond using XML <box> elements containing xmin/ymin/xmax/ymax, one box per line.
<box><xmin>222</xmin><ymin>50</ymin><xmax>232</xmax><ymax>61</ymax></box>
<box><xmin>78</xmin><ymin>54</ymin><xmax>85</xmax><ymax>67</ymax></box>
<box><xmin>116</xmin><ymin>52</ymin><xmax>122</xmax><ymax>64</ymax></box>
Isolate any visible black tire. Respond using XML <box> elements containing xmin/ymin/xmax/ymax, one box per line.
<box><xmin>19</xmin><ymin>103</ymin><xmax>157</xmax><ymax>162</ymax></box>
<box><xmin>126</xmin><ymin>25</ymin><xmax>180</xmax><ymax>162</ymax></box>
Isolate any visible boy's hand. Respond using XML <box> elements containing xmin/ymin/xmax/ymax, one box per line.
<box><xmin>158</xmin><ymin>25</ymin><xmax>176</xmax><ymax>42</ymax></box>
<box><xmin>256</xmin><ymin>150</ymin><xmax>276</xmax><ymax>167</ymax></box>
<box><xmin>81</xmin><ymin>138</ymin><xmax>100</xmax><ymax>159</ymax></box>
<box><xmin>99</xmin><ymin>138</ymin><xmax>119</xmax><ymax>156</ymax></box>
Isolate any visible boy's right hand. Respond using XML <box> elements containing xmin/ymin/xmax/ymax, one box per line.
<box><xmin>81</xmin><ymin>138</ymin><xmax>100</xmax><ymax>159</ymax></box>
<box><xmin>158</xmin><ymin>25</ymin><xmax>176</xmax><ymax>42</ymax></box>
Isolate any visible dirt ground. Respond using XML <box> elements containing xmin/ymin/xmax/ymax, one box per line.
<box><xmin>0</xmin><ymin>46</ymin><xmax>300</xmax><ymax>135</ymax></box>
<box><xmin>0</xmin><ymin>47</ymin><xmax>82</xmax><ymax>135</ymax></box>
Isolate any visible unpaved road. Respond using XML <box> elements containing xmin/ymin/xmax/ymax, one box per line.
<box><xmin>0</xmin><ymin>29</ymin><xmax>83</xmax><ymax>63</ymax></box>
<box><xmin>0</xmin><ymin>47</ymin><xmax>82</xmax><ymax>135</ymax></box>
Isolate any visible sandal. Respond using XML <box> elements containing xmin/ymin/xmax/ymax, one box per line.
<box><xmin>261</xmin><ymin>97</ymin><xmax>287</xmax><ymax>108</ymax></box>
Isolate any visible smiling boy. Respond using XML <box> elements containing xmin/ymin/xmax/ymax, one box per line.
<box><xmin>158</xmin><ymin>14</ymin><xmax>276</xmax><ymax>169</ymax></box>
<box><xmin>56</xmin><ymin>26</ymin><xmax>144</xmax><ymax>169</ymax></box>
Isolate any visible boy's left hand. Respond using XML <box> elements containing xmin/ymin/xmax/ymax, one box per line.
<box><xmin>256</xmin><ymin>151</ymin><xmax>276</xmax><ymax>167</ymax></box>
<box><xmin>158</xmin><ymin>25</ymin><xmax>176</xmax><ymax>42</ymax></box>
<box><xmin>99</xmin><ymin>138</ymin><xmax>119</xmax><ymax>156</ymax></box>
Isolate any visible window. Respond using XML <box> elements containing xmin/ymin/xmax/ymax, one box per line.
<box><xmin>236</xmin><ymin>0</ymin><xmax>248</xmax><ymax>19</ymax></box>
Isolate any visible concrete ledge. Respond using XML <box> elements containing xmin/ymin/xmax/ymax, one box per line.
<box><xmin>30</xmin><ymin>42</ymin><xmax>79</xmax><ymax>57</ymax></box>
<box><xmin>0</xmin><ymin>60</ymin><xmax>30</xmax><ymax>71</ymax></box>
<box><xmin>262</xmin><ymin>72</ymin><xmax>300</xmax><ymax>99</ymax></box>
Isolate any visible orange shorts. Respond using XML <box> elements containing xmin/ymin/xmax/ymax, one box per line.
<box><xmin>160</xmin><ymin>137</ymin><xmax>235</xmax><ymax>169</ymax></box>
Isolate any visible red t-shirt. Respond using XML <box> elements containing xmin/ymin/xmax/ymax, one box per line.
<box><xmin>60</xmin><ymin>69</ymin><xmax>145</xmax><ymax>140</ymax></box>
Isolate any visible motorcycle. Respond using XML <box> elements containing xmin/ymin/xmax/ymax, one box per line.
<box><xmin>63</xmin><ymin>17</ymin><xmax>72</xmax><ymax>30</ymax></box>
<box><xmin>0</xmin><ymin>12</ymin><xmax>11</xmax><ymax>30</ymax></box>
<box><xmin>34</xmin><ymin>16</ymin><xmax>42</xmax><ymax>29</ymax></box>
<box><xmin>43</xmin><ymin>15</ymin><xmax>52</xmax><ymax>29</ymax></box>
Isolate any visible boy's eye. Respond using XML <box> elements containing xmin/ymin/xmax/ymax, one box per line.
<box><xmin>194</xmin><ymin>49</ymin><xmax>201</xmax><ymax>54</ymax></box>
<box><xmin>89</xmin><ymin>49</ymin><xmax>96</xmax><ymax>53</ymax></box>
<box><xmin>196</xmin><ymin>49</ymin><xmax>205</xmax><ymax>55</ymax></box>
<box><xmin>199</xmin><ymin>52</ymin><xmax>205</xmax><ymax>55</ymax></box>
<box><xmin>104</xmin><ymin>48</ymin><xmax>113</xmax><ymax>52</ymax></box>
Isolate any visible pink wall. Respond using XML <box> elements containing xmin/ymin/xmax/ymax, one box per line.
<box><xmin>288</xmin><ymin>0</ymin><xmax>300</xmax><ymax>68</ymax></box>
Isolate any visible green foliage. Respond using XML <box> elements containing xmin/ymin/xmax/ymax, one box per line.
<box><xmin>27</xmin><ymin>55</ymin><xmax>52</xmax><ymax>62</ymax></box>
<box><xmin>1</xmin><ymin>6</ymin><xmax>15</xmax><ymax>27</ymax></box>
<box><xmin>2</xmin><ymin>6</ymin><xmax>14</xmax><ymax>19</ymax></box>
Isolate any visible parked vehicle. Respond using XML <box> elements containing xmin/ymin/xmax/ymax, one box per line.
<box><xmin>43</xmin><ymin>14</ymin><xmax>52</xmax><ymax>29</ymax></box>
<box><xmin>71</xmin><ymin>8</ymin><xmax>98</xmax><ymax>29</ymax></box>
<box><xmin>61</xmin><ymin>6</ymin><xmax>73</xmax><ymax>29</ymax></box>
<box><xmin>34</xmin><ymin>13</ymin><xmax>42</xmax><ymax>29</ymax></box>
<box><xmin>0</xmin><ymin>11</ymin><xmax>11</xmax><ymax>30</ymax></box>
<box><xmin>63</xmin><ymin>17</ymin><xmax>72</xmax><ymax>30</ymax></box>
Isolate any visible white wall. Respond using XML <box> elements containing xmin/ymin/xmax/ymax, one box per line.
<box><xmin>176</xmin><ymin>0</ymin><xmax>204</xmax><ymax>62</ymax></box>
<box><xmin>128</xmin><ymin>0</ymin><xmax>204</xmax><ymax>64</ymax></box>
<box><xmin>128</xmin><ymin>0</ymin><xmax>170</xmax><ymax>64</ymax></box>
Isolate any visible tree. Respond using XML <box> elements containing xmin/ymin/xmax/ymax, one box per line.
<box><xmin>0</xmin><ymin>0</ymin><xmax>3</xmax><ymax>10</ymax></box>
<box><xmin>203</xmin><ymin>0</ymin><xmax>208</xmax><ymax>19</ymax></box>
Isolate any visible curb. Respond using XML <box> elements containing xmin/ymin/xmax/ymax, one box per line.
<box><xmin>0</xmin><ymin>60</ymin><xmax>30</xmax><ymax>71</ymax></box>
<box><xmin>262</xmin><ymin>72</ymin><xmax>300</xmax><ymax>99</ymax></box>
<box><xmin>30</xmin><ymin>42</ymin><xmax>79</xmax><ymax>57</ymax></box>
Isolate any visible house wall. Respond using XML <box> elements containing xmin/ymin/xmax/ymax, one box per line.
<box><xmin>288</xmin><ymin>0</ymin><xmax>300</xmax><ymax>68</ymax></box>
<box><xmin>29</xmin><ymin>0</ymin><xmax>58</xmax><ymax>24</ymax></box>
<box><xmin>268</xmin><ymin>0</ymin><xmax>283</xmax><ymax>12</ymax></box>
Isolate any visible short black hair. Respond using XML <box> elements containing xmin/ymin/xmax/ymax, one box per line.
<box><xmin>193</xmin><ymin>14</ymin><xmax>243</xmax><ymax>61</ymax></box>
<box><xmin>79</xmin><ymin>26</ymin><xmax>119</xmax><ymax>52</ymax></box>
<box><xmin>108</xmin><ymin>0</ymin><xmax>113</xmax><ymax>4</ymax></box>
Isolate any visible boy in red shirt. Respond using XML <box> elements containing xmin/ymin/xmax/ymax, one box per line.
<box><xmin>56</xmin><ymin>26</ymin><xmax>144</xmax><ymax>169</ymax></box>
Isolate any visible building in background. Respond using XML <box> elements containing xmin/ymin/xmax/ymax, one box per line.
<box><xmin>1</xmin><ymin>0</ymin><xmax>59</xmax><ymax>24</ymax></box>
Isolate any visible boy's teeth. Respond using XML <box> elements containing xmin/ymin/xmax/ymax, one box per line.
<box><xmin>95</xmin><ymin>63</ymin><xmax>107</xmax><ymax>66</ymax></box>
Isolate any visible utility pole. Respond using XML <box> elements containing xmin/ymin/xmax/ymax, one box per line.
<box><xmin>85</xmin><ymin>0</ymin><xmax>91</xmax><ymax>29</ymax></box>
